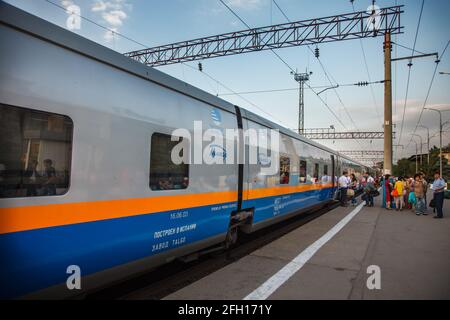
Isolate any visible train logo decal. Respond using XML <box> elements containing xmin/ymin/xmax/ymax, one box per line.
<box><xmin>209</xmin><ymin>144</ymin><xmax>227</xmax><ymax>160</ymax></box>
<box><xmin>273</xmin><ymin>197</ymin><xmax>282</xmax><ymax>216</ymax></box>
<box><xmin>258</xmin><ymin>153</ymin><xmax>272</xmax><ymax>166</ymax></box>
<box><xmin>211</xmin><ymin>108</ymin><xmax>222</xmax><ymax>126</ymax></box>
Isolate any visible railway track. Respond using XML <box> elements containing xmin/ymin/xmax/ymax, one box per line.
<box><xmin>84</xmin><ymin>200</ymin><xmax>340</xmax><ymax>300</ymax></box>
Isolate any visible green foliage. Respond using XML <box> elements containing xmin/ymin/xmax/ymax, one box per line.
<box><xmin>393</xmin><ymin>143</ymin><xmax>450</xmax><ymax>179</ymax></box>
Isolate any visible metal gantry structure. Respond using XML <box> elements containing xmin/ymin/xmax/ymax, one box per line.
<box><xmin>124</xmin><ymin>5</ymin><xmax>403</xmax><ymax>173</ymax></box>
<box><xmin>338</xmin><ymin>151</ymin><xmax>384</xmax><ymax>167</ymax></box>
<box><xmin>302</xmin><ymin>128</ymin><xmax>394</xmax><ymax>140</ymax></box>
<box><xmin>351</xmin><ymin>157</ymin><xmax>384</xmax><ymax>164</ymax></box>
<box><xmin>339</xmin><ymin>150</ymin><xmax>384</xmax><ymax>157</ymax></box>
<box><xmin>124</xmin><ymin>6</ymin><xmax>403</xmax><ymax>67</ymax></box>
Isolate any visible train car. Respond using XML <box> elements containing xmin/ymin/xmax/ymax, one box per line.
<box><xmin>0</xmin><ymin>2</ymin><xmax>373</xmax><ymax>299</ymax></box>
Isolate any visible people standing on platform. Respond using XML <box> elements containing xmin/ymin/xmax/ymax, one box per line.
<box><xmin>431</xmin><ymin>171</ymin><xmax>446</xmax><ymax>219</ymax></box>
<box><xmin>413</xmin><ymin>173</ymin><xmax>427</xmax><ymax>215</ymax></box>
<box><xmin>363</xmin><ymin>173</ymin><xmax>375</xmax><ymax>207</ymax></box>
<box><xmin>393</xmin><ymin>177</ymin><xmax>405</xmax><ymax>211</ymax></box>
<box><xmin>420</xmin><ymin>173</ymin><xmax>428</xmax><ymax>211</ymax></box>
<box><xmin>383</xmin><ymin>174</ymin><xmax>393</xmax><ymax>210</ymax></box>
<box><xmin>360</xmin><ymin>174</ymin><xmax>367</xmax><ymax>189</ymax></box>
<box><xmin>408</xmin><ymin>176</ymin><xmax>416</xmax><ymax>211</ymax></box>
<box><xmin>338</xmin><ymin>171</ymin><xmax>349</xmax><ymax>207</ymax></box>
<box><xmin>404</xmin><ymin>176</ymin><xmax>411</xmax><ymax>209</ymax></box>
<box><xmin>349</xmin><ymin>173</ymin><xmax>358</xmax><ymax>206</ymax></box>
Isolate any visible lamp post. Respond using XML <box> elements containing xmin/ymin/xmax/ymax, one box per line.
<box><xmin>424</xmin><ymin>108</ymin><xmax>448</xmax><ymax>177</ymax></box>
<box><xmin>394</xmin><ymin>144</ymin><xmax>405</xmax><ymax>175</ymax></box>
<box><xmin>412</xmin><ymin>139</ymin><xmax>419</xmax><ymax>173</ymax></box>
<box><xmin>393</xmin><ymin>144</ymin><xmax>404</xmax><ymax>160</ymax></box>
<box><xmin>418</xmin><ymin>125</ymin><xmax>430</xmax><ymax>166</ymax></box>
<box><xmin>412</xmin><ymin>134</ymin><xmax>423</xmax><ymax>169</ymax></box>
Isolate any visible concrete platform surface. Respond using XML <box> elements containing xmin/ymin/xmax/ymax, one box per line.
<box><xmin>162</xmin><ymin>194</ymin><xmax>450</xmax><ymax>300</ymax></box>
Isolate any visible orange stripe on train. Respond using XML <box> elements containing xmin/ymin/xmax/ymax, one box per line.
<box><xmin>0</xmin><ymin>190</ymin><xmax>237</xmax><ymax>235</ymax></box>
<box><xmin>0</xmin><ymin>183</ymin><xmax>334</xmax><ymax>235</ymax></box>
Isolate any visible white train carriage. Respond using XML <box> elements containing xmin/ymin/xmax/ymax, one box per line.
<box><xmin>0</xmin><ymin>2</ymin><xmax>372</xmax><ymax>299</ymax></box>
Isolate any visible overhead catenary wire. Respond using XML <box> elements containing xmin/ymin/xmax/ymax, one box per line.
<box><xmin>394</xmin><ymin>0</ymin><xmax>398</xmax><ymax>162</ymax></box>
<box><xmin>350</xmin><ymin>1</ymin><xmax>382</xmax><ymax>125</ymax></box>
<box><xmin>271</xmin><ymin>0</ymin><xmax>364</xmax><ymax>142</ymax></box>
<box><xmin>219</xmin><ymin>0</ymin><xmax>355</xmax><ymax>133</ymax></box>
<box><xmin>405</xmin><ymin>39</ymin><xmax>450</xmax><ymax>151</ymax></box>
<box><xmin>182</xmin><ymin>63</ymin><xmax>290</xmax><ymax>126</ymax></box>
<box><xmin>217</xmin><ymin>80</ymin><xmax>385</xmax><ymax>96</ymax></box>
<box><xmin>44</xmin><ymin>0</ymin><xmax>288</xmax><ymax>128</ymax></box>
<box><xmin>304</xmin><ymin>82</ymin><xmax>350</xmax><ymax>131</ymax></box>
<box><xmin>271</xmin><ymin>0</ymin><xmax>363</xmax><ymax>133</ymax></box>
<box><xmin>43</xmin><ymin>0</ymin><xmax>149</xmax><ymax>49</ymax></box>
<box><xmin>218</xmin><ymin>0</ymin><xmax>294</xmax><ymax>73</ymax></box>
<box><xmin>391</xmin><ymin>41</ymin><xmax>427</xmax><ymax>56</ymax></box>
<box><xmin>397</xmin><ymin>0</ymin><xmax>425</xmax><ymax>157</ymax></box>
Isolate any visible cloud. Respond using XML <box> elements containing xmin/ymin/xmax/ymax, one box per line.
<box><xmin>91</xmin><ymin>0</ymin><xmax>124</xmax><ymax>12</ymax></box>
<box><xmin>102</xmin><ymin>10</ymin><xmax>127</xmax><ymax>27</ymax></box>
<box><xmin>226</xmin><ymin>0</ymin><xmax>264</xmax><ymax>10</ymax></box>
<box><xmin>204</xmin><ymin>0</ymin><xmax>265</xmax><ymax>16</ymax></box>
<box><xmin>90</xmin><ymin>0</ymin><xmax>132</xmax><ymax>42</ymax></box>
<box><xmin>61</xmin><ymin>0</ymin><xmax>74</xmax><ymax>8</ymax></box>
<box><xmin>91</xmin><ymin>1</ymin><xmax>107</xmax><ymax>12</ymax></box>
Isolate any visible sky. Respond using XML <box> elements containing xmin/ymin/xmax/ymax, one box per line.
<box><xmin>5</xmin><ymin>0</ymin><xmax>450</xmax><ymax>165</ymax></box>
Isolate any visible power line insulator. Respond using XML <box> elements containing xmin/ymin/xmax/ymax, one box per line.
<box><xmin>198</xmin><ymin>62</ymin><xmax>203</xmax><ymax>72</ymax></box>
<box><xmin>314</xmin><ymin>47</ymin><xmax>320</xmax><ymax>58</ymax></box>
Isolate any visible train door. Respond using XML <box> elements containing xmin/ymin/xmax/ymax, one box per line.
<box><xmin>331</xmin><ymin>154</ymin><xmax>336</xmax><ymax>199</ymax></box>
<box><xmin>330</xmin><ymin>154</ymin><xmax>336</xmax><ymax>198</ymax></box>
<box><xmin>331</xmin><ymin>155</ymin><xmax>335</xmax><ymax>186</ymax></box>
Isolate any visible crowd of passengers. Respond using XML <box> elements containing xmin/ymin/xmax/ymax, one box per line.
<box><xmin>337</xmin><ymin>170</ymin><xmax>446</xmax><ymax>219</ymax></box>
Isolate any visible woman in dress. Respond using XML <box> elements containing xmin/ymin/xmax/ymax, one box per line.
<box><xmin>383</xmin><ymin>174</ymin><xmax>393</xmax><ymax>210</ymax></box>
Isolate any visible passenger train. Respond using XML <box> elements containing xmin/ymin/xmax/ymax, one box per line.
<box><xmin>0</xmin><ymin>2</ymin><xmax>374</xmax><ymax>299</ymax></box>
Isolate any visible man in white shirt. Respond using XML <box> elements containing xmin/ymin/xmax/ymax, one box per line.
<box><xmin>338</xmin><ymin>171</ymin><xmax>349</xmax><ymax>207</ymax></box>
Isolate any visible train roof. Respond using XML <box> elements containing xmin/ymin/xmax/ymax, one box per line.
<box><xmin>0</xmin><ymin>1</ymin><xmax>371</xmax><ymax>169</ymax></box>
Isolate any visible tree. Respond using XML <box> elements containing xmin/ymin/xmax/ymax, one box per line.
<box><xmin>393</xmin><ymin>143</ymin><xmax>450</xmax><ymax>179</ymax></box>
<box><xmin>393</xmin><ymin>158</ymin><xmax>416</xmax><ymax>177</ymax></box>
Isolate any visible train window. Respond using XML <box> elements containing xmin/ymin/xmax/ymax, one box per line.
<box><xmin>322</xmin><ymin>164</ymin><xmax>329</xmax><ymax>183</ymax></box>
<box><xmin>313</xmin><ymin>163</ymin><xmax>319</xmax><ymax>183</ymax></box>
<box><xmin>0</xmin><ymin>104</ymin><xmax>73</xmax><ymax>198</ymax></box>
<box><xmin>299</xmin><ymin>160</ymin><xmax>307</xmax><ymax>183</ymax></box>
<box><xmin>279</xmin><ymin>156</ymin><xmax>290</xmax><ymax>184</ymax></box>
<box><xmin>150</xmin><ymin>133</ymin><xmax>189</xmax><ymax>191</ymax></box>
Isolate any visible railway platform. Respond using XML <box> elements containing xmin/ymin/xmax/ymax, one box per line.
<box><xmin>155</xmin><ymin>193</ymin><xmax>450</xmax><ymax>300</ymax></box>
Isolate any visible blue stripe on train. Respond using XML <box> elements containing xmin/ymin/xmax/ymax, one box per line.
<box><xmin>246</xmin><ymin>186</ymin><xmax>335</xmax><ymax>224</ymax></box>
<box><xmin>0</xmin><ymin>187</ymin><xmax>334</xmax><ymax>298</ymax></box>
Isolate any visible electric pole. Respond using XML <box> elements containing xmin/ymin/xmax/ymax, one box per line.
<box><xmin>384</xmin><ymin>32</ymin><xmax>393</xmax><ymax>175</ymax></box>
<box><xmin>425</xmin><ymin>108</ymin><xmax>444</xmax><ymax>177</ymax></box>
<box><xmin>293</xmin><ymin>71</ymin><xmax>311</xmax><ymax>134</ymax></box>
<box><xmin>419</xmin><ymin>125</ymin><xmax>430</xmax><ymax>166</ymax></box>
<box><xmin>412</xmin><ymin>133</ymin><xmax>423</xmax><ymax>168</ymax></box>
<box><xmin>412</xmin><ymin>139</ymin><xmax>419</xmax><ymax>173</ymax></box>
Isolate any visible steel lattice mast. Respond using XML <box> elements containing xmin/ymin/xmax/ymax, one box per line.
<box><xmin>339</xmin><ymin>150</ymin><xmax>384</xmax><ymax>156</ymax></box>
<box><xmin>124</xmin><ymin>6</ymin><xmax>403</xmax><ymax>67</ymax></box>
<box><xmin>302</xmin><ymin>128</ymin><xmax>395</xmax><ymax>140</ymax></box>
